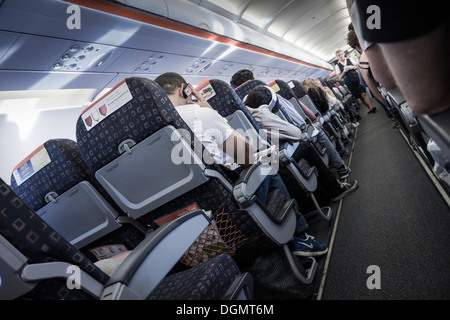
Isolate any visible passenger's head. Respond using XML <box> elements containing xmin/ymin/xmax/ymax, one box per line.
<box><xmin>302</xmin><ymin>78</ymin><xmax>324</xmax><ymax>96</ymax></box>
<box><xmin>244</xmin><ymin>85</ymin><xmax>280</xmax><ymax>113</ymax></box>
<box><xmin>348</xmin><ymin>22</ymin><xmax>354</xmax><ymax>31</ymax></box>
<box><xmin>230</xmin><ymin>69</ymin><xmax>255</xmax><ymax>88</ymax></box>
<box><xmin>155</xmin><ymin>72</ymin><xmax>188</xmax><ymax>106</ymax></box>
<box><xmin>347</xmin><ymin>30</ymin><xmax>362</xmax><ymax>53</ymax></box>
<box><xmin>155</xmin><ymin>72</ymin><xmax>187</xmax><ymax>95</ymax></box>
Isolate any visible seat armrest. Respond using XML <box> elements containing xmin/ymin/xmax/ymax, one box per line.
<box><xmin>102</xmin><ymin>210</ymin><xmax>210</xmax><ymax>300</ymax></box>
<box><xmin>233</xmin><ymin>162</ymin><xmax>277</xmax><ymax>207</ymax></box>
<box><xmin>222</xmin><ymin>273</ymin><xmax>254</xmax><ymax>300</ymax></box>
<box><xmin>279</xmin><ymin>141</ymin><xmax>299</xmax><ymax>166</ymax></box>
<box><xmin>417</xmin><ymin>110</ymin><xmax>450</xmax><ymax>158</ymax></box>
<box><xmin>0</xmin><ymin>235</ymin><xmax>36</xmax><ymax>299</ymax></box>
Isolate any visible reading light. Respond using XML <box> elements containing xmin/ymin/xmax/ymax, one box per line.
<box><xmin>132</xmin><ymin>53</ymin><xmax>167</xmax><ymax>73</ymax></box>
<box><xmin>51</xmin><ymin>42</ymin><xmax>114</xmax><ymax>71</ymax></box>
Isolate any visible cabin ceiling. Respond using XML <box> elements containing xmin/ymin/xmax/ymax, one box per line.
<box><xmin>0</xmin><ymin>0</ymin><xmax>344</xmax><ymax>100</ymax></box>
<box><xmin>195</xmin><ymin>0</ymin><xmax>352</xmax><ymax>61</ymax></box>
<box><xmin>115</xmin><ymin>0</ymin><xmax>352</xmax><ymax>63</ymax></box>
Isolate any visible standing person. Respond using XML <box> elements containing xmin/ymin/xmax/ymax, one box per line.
<box><xmin>335</xmin><ymin>49</ymin><xmax>376</xmax><ymax>114</ymax></box>
<box><xmin>154</xmin><ymin>72</ymin><xmax>328</xmax><ymax>257</ymax></box>
<box><xmin>352</xmin><ymin>0</ymin><xmax>449</xmax><ymax>116</ymax></box>
<box><xmin>346</xmin><ymin>29</ymin><xmax>401</xmax><ymax>129</ymax></box>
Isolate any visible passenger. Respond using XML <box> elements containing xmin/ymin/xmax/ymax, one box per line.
<box><xmin>346</xmin><ymin>29</ymin><xmax>401</xmax><ymax>129</ymax></box>
<box><xmin>317</xmin><ymin>78</ymin><xmax>360</xmax><ymax>126</ymax></box>
<box><xmin>244</xmin><ymin>85</ymin><xmax>359</xmax><ymax>202</ymax></box>
<box><xmin>230</xmin><ymin>69</ymin><xmax>352</xmax><ymax>177</ymax></box>
<box><xmin>334</xmin><ymin>49</ymin><xmax>376</xmax><ymax>114</ymax></box>
<box><xmin>155</xmin><ymin>72</ymin><xmax>328</xmax><ymax>257</ymax></box>
<box><xmin>230</xmin><ymin>69</ymin><xmax>256</xmax><ymax>89</ymax></box>
<box><xmin>276</xmin><ymin>86</ymin><xmax>351</xmax><ymax>177</ymax></box>
<box><xmin>349</xmin><ymin>0</ymin><xmax>449</xmax><ymax>115</ymax></box>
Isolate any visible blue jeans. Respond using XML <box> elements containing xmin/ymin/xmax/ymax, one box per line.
<box><xmin>256</xmin><ymin>173</ymin><xmax>309</xmax><ymax>235</ymax></box>
<box><xmin>314</xmin><ymin>129</ymin><xmax>345</xmax><ymax>169</ymax></box>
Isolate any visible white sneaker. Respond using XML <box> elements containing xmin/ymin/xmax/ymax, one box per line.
<box><xmin>332</xmin><ymin>180</ymin><xmax>359</xmax><ymax>202</ymax></box>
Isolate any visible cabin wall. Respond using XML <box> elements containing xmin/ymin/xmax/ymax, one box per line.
<box><xmin>0</xmin><ymin>107</ymin><xmax>85</xmax><ymax>183</ymax></box>
<box><xmin>0</xmin><ymin>0</ymin><xmax>333</xmax><ymax>183</ymax></box>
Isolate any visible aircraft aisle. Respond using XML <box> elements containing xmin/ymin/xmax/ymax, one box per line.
<box><xmin>318</xmin><ymin>102</ymin><xmax>450</xmax><ymax>300</ymax></box>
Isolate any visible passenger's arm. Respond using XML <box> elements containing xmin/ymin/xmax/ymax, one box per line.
<box><xmin>188</xmin><ymin>90</ymin><xmax>213</xmax><ymax>109</ymax></box>
<box><xmin>221</xmin><ymin>130</ymin><xmax>255</xmax><ymax>167</ymax></box>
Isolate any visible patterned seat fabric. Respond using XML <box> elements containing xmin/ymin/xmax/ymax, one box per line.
<box><xmin>75</xmin><ymin>77</ymin><xmax>274</xmax><ymax>256</ymax></box>
<box><xmin>289</xmin><ymin>80</ymin><xmax>307</xmax><ymax>98</ymax></box>
<box><xmin>149</xmin><ymin>254</ymin><xmax>239</xmax><ymax>300</ymax></box>
<box><xmin>0</xmin><ymin>178</ymin><xmax>109</xmax><ymax>299</ymax></box>
<box><xmin>10</xmin><ymin>139</ymin><xmax>96</xmax><ymax>212</ymax></box>
<box><xmin>1</xmin><ymin>179</ymin><xmax>246</xmax><ymax>300</ymax></box>
<box><xmin>10</xmin><ymin>139</ymin><xmax>144</xmax><ymax>261</ymax></box>
<box><xmin>208</xmin><ymin>79</ymin><xmax>263</xmax><ymax>132</ymax></box>
<box><xmin>273</xmin><ymin>79</ymin><xmax>296</xmax><ymax>100</ymax></box>
<box><xmin>234</xmin><ymin>79</ymin><xmax>267</xmax><ymax>100</ymax></box>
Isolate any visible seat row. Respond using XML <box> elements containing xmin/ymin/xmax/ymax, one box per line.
<box><xmin>378</xmin><ymin>86</ymin><xmax>450</xmax><ymax>190</ymax></box>
<box><xmin>0</xmin><ymin>74</ymin><xmax>357</xmax><ymax>300</ymax></box>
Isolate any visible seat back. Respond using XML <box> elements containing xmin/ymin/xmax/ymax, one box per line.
<box><xmin>0</xmin><ymin>178</ymin><xmax>109</xmax><ymax>299</ymax></box>
<box><xmin>386</xmin><ymin>88</ymin><xmax>435</xmax><ymax>164</ymax></box>
<box><xmin>10</xmin><ymin>139</ymin><xmax>124</xmax><ymax>249</ymax></box>
<box><xmin>75</xmin><ymin>77</ymin><xmax>286</xmax><ymax>258</ymax></box>
<box><xmin>234</xmin><ymin>79</ymin><xmax>267</xmax><ymax>100</ymax></box>
<box><xmin>76</xmin><ymin>78</ymin><xmax>212</xmax><ymax>221</ymax></box>
<box><xmin>1</xmin><ymin>179</ymin><xmax>251</xmax><ymax>300</ymax></box>
<box><xmin>289</xmin><ymin>80</ymin><xmax>307</xmax><ymax>98</ymax></box>
<box><xmin>288</xmin><ymin>80</ymin><xmax>322</xmax><ymax>116</ymax></box>
<box><xmin>417</xmin><ymin>111</ymin><xmax>450</xmax><ymax>162</ymax></box>
<box><xmin>207</xmin><ymin>78</ymin><xmax>270</xmax><ymax>151</ymax></box>
<box><xmin>271</xmin><ymin>80</ymin><xmax>310</xmax><ymax>124</ymax></box>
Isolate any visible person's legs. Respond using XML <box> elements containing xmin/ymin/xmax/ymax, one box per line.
<box><xmin>379</xmin><ymin>22</ymin><xmax>450</xmax><ymax>115</ymax></box>
<box><xmin>315</xmin><ymin>129</ymin><xmax>345</xmax><ymax>168</ymax></box>
<box><xmin>314</xmin><ymin>130</ymin><xmax>351</xmax><ymax>179</ymax></box>
<box><xmin>292</xmin><ymin>142</ymin><xmax>343</xmax><ymax>197</ymax></box>
<box><xmin>255</xmin><ymin>173</ymin><xmax>328</xmax><ymax>256</ymax></box>
<box><xmin>361</xmin><ymin>92</ymin><xmax>376</xmax><ymax>113</ymax></box>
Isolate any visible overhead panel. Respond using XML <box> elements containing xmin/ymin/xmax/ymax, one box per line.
<box><xmin>239</xmin><ymin>0</ymin><xmax>293</xmax><ymax>30</ymax></box>
<box><xmin>196</xmin><ymin>0</ymin><xmax>350</xmax><ymax>62</ymax></box>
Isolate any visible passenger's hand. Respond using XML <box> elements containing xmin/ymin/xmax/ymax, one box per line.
<box><xmin>188</xmin><ymin>91</ymin><xmax>213</xmax><ymax>109</ymax></box>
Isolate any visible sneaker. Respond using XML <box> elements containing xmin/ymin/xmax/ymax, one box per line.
<box><xmin>337</xmin><ymin>148</ymin><xmax>348</xmax><ymax>157</ymax></box>
<box><xmin>332</xmin><ymin>180</ymin><xmax>359</xmax><ymax>202</ymax></box>
<box><xmin>352</xmin><ymin>122</ymin><xmax>360</xmax><ymax>128</ymax></box>
<box><xmin>337</xmin><ymin>166</ymin><xmax>351</xmax><ymax>179</ymax></box>
<box><xmin>290</xmin><ymin>235</ymin><xmax>328</xmax><ymax>257</ymax></box>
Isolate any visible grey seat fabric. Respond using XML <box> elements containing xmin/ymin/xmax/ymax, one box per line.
<box><xmin>75</xmin><ymin>77</ymin><xmax>298</xmax><ymax>262</ymax></box>
<box><xmin>9</xmin><ymin>139</ymin><xmax>145</xmax><ymax>260</ymax></box>
<box><xmin>0</xmin><ymin>178</ymin><xmax>253</xmax><ymax>300</ymax></box>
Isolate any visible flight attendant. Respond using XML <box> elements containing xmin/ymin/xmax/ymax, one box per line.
<box><xmin>335</xmin><ymin>49</ymin><xmax>376</xmax><ymax>114</ymax></box>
